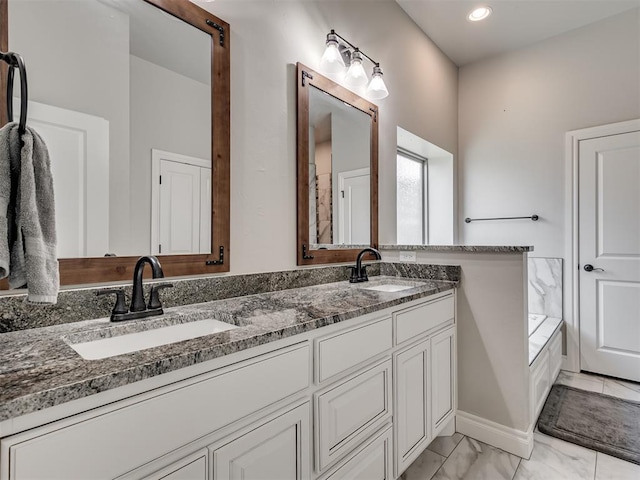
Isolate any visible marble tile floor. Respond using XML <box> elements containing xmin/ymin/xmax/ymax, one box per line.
<box><xmin>402</xmin><ymin>371</ymin><xmax>640</xmax><ymax>480</ymax></box>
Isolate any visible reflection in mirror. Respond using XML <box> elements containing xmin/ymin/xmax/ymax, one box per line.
<box><xmin>8</xmin><ymin>0</ymin><xmax>211</xmax><ymax>258</ymax></box>
<box><xmin>308</xmin><ymin>85</ymin><xmax>371</xmax><ymax>247</ymax></box>
<box><xmin>1</xmin><ymin>0</ymin><xmax>230</xmax><ymax>285</ymax></box>
<box><xmin>297</xmin><ymin>63</ymin><xmax>378</xmax><ymax>266</ymax></box>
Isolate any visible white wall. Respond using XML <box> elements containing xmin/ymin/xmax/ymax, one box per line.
<box><xmin>129</xmin><ymin>55</ymin><xmax>210</xmax><ymax>255</ymax></box>
<box><xmin>458</xmin><ymin>9</ymin><xmax>640</xmax><ymax>257</ymax></box>
<box><xmin>8</xmin><ymin>0</ymin><xmax>131</xmax><ymax>254</ymax></box>
<box><xmin>203</xmin><ymin>0</ymin><xmax>458</xmax><ymax>273</ymax></box>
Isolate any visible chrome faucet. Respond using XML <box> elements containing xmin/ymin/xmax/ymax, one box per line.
<box><xmin>349</xmin><ymin>248</ymin><xmax>382</xmax><ymax>283</ymax></box>
<box><xmin>97</xmin><ymin>256</ymin><xmax>173</xmax><ymax>322</ymax></box>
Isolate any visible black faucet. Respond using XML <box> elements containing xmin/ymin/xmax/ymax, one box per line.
<box><xmin>96</xmin><ymin>256</ymin><xmax>173</xmax><ymax>322</ymax></box>
<box><xmin>349</xmin><ymin>248</ymin><xmax>382</xmax><ymax>283</ymax></box>
<box><xmin>131</xmin><ymin>256</ymin><xmax>164</xmax><ymax>312</ymax></box>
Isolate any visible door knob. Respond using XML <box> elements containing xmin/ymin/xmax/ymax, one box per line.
<box><xmin>583</xmin><ymin>264</ymin><xmax>605</xmax><ymax>272</ymax></box>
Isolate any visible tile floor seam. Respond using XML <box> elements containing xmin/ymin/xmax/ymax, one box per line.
<box><xmin>510</xmin><ymin>457</ymin><xmax>522</xmax><ymax>480</ymax></box>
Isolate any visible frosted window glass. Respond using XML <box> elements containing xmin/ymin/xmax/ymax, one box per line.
<box><xmin>397</xmin><ymin>155</ymin><xmax>424</xmax><ymax>244</ymax></box>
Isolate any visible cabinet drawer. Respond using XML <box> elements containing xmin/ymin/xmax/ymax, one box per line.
<box><xmin>319</xmin><ymin>426</ymin><xmax>392</xmax><ymax>480</ymax></box>
<box><xmin>141</xmin><ymin>450</ymin><xmax>208</xmax><ymax>480</ymax></box>
<box><xmin>394</xmin><ymin>295</ymin><xmax>454</xmax><ymax>345</ymax></box>
<box><xmin>315</xmin><ymin>359</ymin><xmax>392</xmax><ymax>472</ymax></box>
<box><xmin>316</xmin><ymin>316</ymin><xmax>392</xmax><ymax>383</ymax></box>
<box><xmin>549</xmin><ymin>330</ymin><xmax>562</xmax><ymax>382</ymax></box>
<box><xmin>4</xmin><ymin>343</ymin><xmax>310</xmax><ymax>480</ymax></box>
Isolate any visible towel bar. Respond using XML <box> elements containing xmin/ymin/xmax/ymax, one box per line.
<box><xmin>465</xmin><ymin>215</ymin><xmax>539</xmax><ymax>223</ymax></box>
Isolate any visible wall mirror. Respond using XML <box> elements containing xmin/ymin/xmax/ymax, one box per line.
<box><xmin>296</xmin><ymin>63</ymin><xmax>378</xmax><ymax>265</ymax></box>
<box><xmin>0</xmin><ymin>0</ymin><xmax>230</xmax><ymax>286</ymax></box>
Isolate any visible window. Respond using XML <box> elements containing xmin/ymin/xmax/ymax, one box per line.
<box><xmin>397</xmin><ymin>148</ymin><xmax>428</xmax><ymax>244</ymax></box>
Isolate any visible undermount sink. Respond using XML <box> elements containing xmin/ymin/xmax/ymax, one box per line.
<box><xmin>69</xmin><ymin>319</ymin><xmax>238</xmax><ymax>360</ymax></box>
<box><xmin>361</xmin><ymin>284</ymin><xmax>415</xmax><ymax>292</ymax></box>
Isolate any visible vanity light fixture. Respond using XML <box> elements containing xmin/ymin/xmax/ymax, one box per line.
<box><xmin>320</xmin><ymin>29</ymin><xmax>389</xmax><ymax>99</ymax></box>
<box><xmin>467</xmin><ymin>6</ymin><xmax>493</xmax><ymax>22</ymax></box>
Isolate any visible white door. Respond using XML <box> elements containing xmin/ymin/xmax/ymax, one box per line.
<box><xmin>16</xmin><ymin>99</ymin><xmax>110</xmax><ymax>257</ymax></box>
<box><xmin>151</xmin><ymin>150</ymin><xmax>211</xmax><ymax>255</ymax></box>
<box><xmin>338</xmin><ymin>168</ymin><xmax>370</xmax><ymax>244</ymax></box>
<box><xmin>579</xmin><ymin>130</ymin><xmax>640</xmax><ymax>382</ymax></box>
<box><xmin>158</xmin><ymin>160</ymin><xmax>201</xmax><ymax>255</ymax></box>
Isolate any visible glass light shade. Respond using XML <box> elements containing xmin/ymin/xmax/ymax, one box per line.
<box><xmin>366</xmin><ymin>66</ymin><xmax>389</xmax><ymax>99</ymax></box>
<box><xmin>320</xmin><ymin>38</ymin><xmax>345</xmax><ymax>73</ymax></box>
<box><xmin>344</xmin><ymin>51</ymin><xmax>368</xmax><ymax>87</ymax></box>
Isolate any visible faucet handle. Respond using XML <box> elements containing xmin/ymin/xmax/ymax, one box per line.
<box><xmin>148</xmin><ymin>283</ymin><xmax>174</xmax><ymax>310</ymax></box>
<box><xmin>359</xmin><ymin>265</ymin><xmax>370</xmax><ymax>282</ymax></box>
<box><xmin>347</xmin><ymin>266</ymin><xmax>360</xmax><ymax>283</ymax></box>
<box><xmin>96</xmin><ymin>289</ymin><xmax>128</xmax><ymax>316</ymax></box>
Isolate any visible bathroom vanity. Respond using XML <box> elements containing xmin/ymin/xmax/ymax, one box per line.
<box><xmin>0</xmin><ymin>276</ymin><xmax>457</xmax><ymax>480</ymax></box>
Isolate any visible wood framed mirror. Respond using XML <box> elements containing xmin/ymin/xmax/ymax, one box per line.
<box><xmin>296</xmin><ymin>63</ymin><xmax>378</xmax><ymax>265</ymax></box>
<box><xmin>0</xmin><ymin>0</ymin><xmax>230</xmax><ymax>286</ymax></box>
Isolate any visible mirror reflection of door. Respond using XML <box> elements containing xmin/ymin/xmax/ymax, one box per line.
<box><xmin>338</xmin><ymin>168</ymin><xmax>370</xmax><ymax>244</ymax></box>
<box><xmin>308</xmin><ymin>86</ymin><xmax>371</xmax><ymax>247</ymax></box>
<box><xmin>151</xmin><ymin>150</ymin><xmax>211</xmax><ymax>255</ymax></box>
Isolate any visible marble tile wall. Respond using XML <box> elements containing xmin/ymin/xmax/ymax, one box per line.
<box><xmin>316</xmin><ymin>173</ymin><xmax>332</xmax><ymax>244</ymax></box>
<box><xmin>528</xmin><ymin>257</ymin><xmax>563</xmax><ymax>318</ymax></box>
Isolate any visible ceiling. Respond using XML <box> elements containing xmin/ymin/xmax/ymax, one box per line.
<box><xmin>395</xmin><ymin>0</ymin><xmax>640</xmax><ymax>66</ymax></box>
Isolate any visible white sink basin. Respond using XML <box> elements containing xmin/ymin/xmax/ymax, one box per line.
<box><xmin>362</xmin><ymin>284</ymin><xmax>415</xmax><ymax>292</ymax></box>
<box><xmin>69</xmin><ymin>319</ymin><xmax>238</xmax><ymax>360</ymax></box>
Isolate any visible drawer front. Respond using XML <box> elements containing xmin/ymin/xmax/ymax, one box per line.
<box><xmin>142</xmin><ymin>450</ymin><xmax>208</xmax><ymax>480</ymax></box>
<box><xmin>395</xmin><ymin>295</ymin><xmax>454</xmax><ymax>345</ymax></box>
<box><xmin>549</xmin><ymin>331</ymin><xmax>562</xmax><ymax>382</ymax></box>
<box><xmin>320</xmin><ymin>426</ymin><xmax>392</xmax><ymax>480</ymax></box>
<box><xmin>5</xmin><ymin>343</ymin><xmax>310</xmax><ymax>480</ymax></box>
<box><xmin>316</xmin><ymin>359</ymin><xmax>392</xmax><ymax>472</ymax></box>
<box><xmin>531</xmin><ymin>349</ymin><xmax>551</xmax><ymax>421</ymax></box>
<box><xmin>316</xmin><ymin>317</ymin><xmax>392</xmax><ymax>383</ymax></box>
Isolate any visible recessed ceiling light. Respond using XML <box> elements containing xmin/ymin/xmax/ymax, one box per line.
<box><xmin>467</xmin><ymin>6</ymin><xmax>492</xmax><ymax>22</ymax></box>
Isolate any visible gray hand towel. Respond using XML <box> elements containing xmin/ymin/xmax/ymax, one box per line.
<box><xmin>0</xmin><ymin>122</ymin><xmax>59</xmax><ymax>304</ymax></box>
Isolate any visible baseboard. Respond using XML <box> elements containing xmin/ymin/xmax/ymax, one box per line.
<box><xmin>456</xmin><ymin>411</ymin><xmax>534</xmax><ymax>459</ymax></box>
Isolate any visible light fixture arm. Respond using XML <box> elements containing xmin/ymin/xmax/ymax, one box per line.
<box><xmin>329</xmin><ymin>29</ymin><xmax>380</xmax><ymax>67</ymax></box>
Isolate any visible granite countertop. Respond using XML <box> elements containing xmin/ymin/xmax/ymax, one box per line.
<box><xmin>0</xmin><ymin>276</ymin><xmax>456</xmax><ymax>423</ymax></box>
<box><xmin>379</xmin><ymin>245</ymin><xmax>533</xmax><ymax>252</ymax></box>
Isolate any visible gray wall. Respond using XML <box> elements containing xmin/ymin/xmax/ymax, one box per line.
<box><xmin>129</xmin><ymin>55</ymin><xmax>210</xmax><ymax>255</ymax></box>
<box><xmin>206</xmin><ymin>0</ymin><xmax>459</xmax><ymax>273</ymax></box>
<box><xmin>458</xmin><ymin>9</ymin><xmax>640</xmax><ymax>257</ymax></box>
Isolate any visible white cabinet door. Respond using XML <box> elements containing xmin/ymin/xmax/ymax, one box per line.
<box><xmin>431</xmin><ymin>326</ymin><xmax>455</xmax><ymax>435</ymax></box>
<box><xmin>393</xmin><ymin>338</ymin><xmax>430</xmax><ymax>477</ymax></box>
<box><xmin>212</xmin><ymin>402</ymin><xmax>310</xmax><ymax>480</ymax></box>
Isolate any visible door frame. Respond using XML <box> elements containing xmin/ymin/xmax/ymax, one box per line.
<box><xmin>563</xmin><ymin>118</ymin><xmax>640</xmax><ymax>372</ymax></box>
